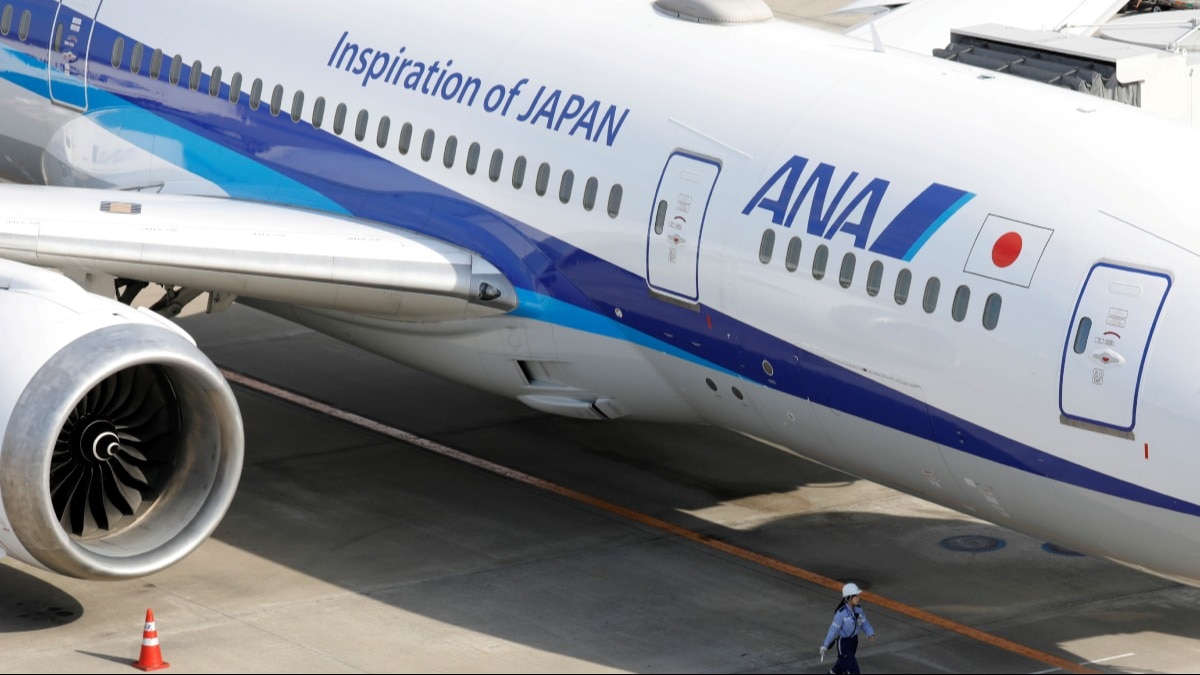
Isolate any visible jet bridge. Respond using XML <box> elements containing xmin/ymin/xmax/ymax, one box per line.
<box><xmin>934</xmin><ymin>11</ymin><xmax>1200</xmax><ymax>126</ymax></box>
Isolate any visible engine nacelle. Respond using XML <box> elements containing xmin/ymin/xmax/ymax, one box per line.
<box><xmin>0</xmin><ymin>260</ymin><xmax>243</xmax><ymax>579</ymax></box>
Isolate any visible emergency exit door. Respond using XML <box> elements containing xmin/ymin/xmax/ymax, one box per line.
<box><xmin>48</xmin><ymin>0</ymin><xmax>103</xmax><ymax>110</ymax></box>
<box><xmin>1060</xmin><ymin>263</ymin><xmax>1171</xmax><ymax>432</ymax></box>
<box><xmin>646</xmin><ymin>151</ymin><xmax>720</xmax><ymax>303</ymax></box>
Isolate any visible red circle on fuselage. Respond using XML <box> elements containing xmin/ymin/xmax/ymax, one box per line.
<box><xmin>992</xmin><ymin>232</ymin><xmax>1023</xmax><ymax>268</ymax></box>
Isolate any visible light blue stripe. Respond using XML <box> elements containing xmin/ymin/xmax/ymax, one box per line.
<box><xmin>512</xmin><ymin>289</ymin><xmax>740</xmax><ymax>378</ymax></box>
<box><xmin>901</xmin><ymin>191</ymin><xmax>976</xmax><ymax>262</ymax></box>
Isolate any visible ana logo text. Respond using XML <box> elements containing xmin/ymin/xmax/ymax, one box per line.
<box><xmin>743</xmin><ymin>155</ymin><xmax>974</xmax><ymax>261</ymax></box>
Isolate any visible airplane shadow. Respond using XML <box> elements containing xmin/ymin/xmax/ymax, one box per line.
<box><xmin>2</xmin><ymin>304</ymin><xmax>1195</xmax><ymax>674</ymax></box>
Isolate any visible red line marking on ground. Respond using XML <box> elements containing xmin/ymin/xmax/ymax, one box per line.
<box><xmin>222</xmin><ymin>368</ymin><xmax>1098</xmax><ymax>674</ymax></box>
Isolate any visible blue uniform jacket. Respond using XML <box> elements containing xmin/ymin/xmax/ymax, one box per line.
<box><xmin>823</xmin><ymin>604</ymin><xmax>874</xmax><ymax>647</ymax></box>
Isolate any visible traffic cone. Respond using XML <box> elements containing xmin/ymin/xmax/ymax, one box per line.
<box><xmin>132</xmin><ymin>608</ymin><xmax>170</xmax><ymax>671</ymax></box>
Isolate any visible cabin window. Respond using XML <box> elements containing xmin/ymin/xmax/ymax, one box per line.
<box><xmin>488</xmin><ymin>149</ymin><xmax>503</xmax><ymax>182</ymax></box>
<box><xmin>376</xmin><ymin>115</ymin><xmax>390</xmax><ymax>147</ymax></box>
<box><xmin>111</xmin><ymin>37</ymin><xmax>124</xmax><ymax>69</ymax></box>
<box><xmin>758</xmin><ymin>230</ymin><xmax>775</xmax><ymax>264</ymax></box>
<box><xmin>607</xmin><ymin>184</ymin><xmax>622</xmax><ymax>218</ymax></box>
<box><xmin>582</xmin><ymin>177</ymin><xmax>598</xmax><ymax>211</ymax></box>
<box><xmin>894</xmin><ymin>269</ymin><xmax>912</xmax><ymax>305</ymax></box>
<box><xmin>923</xmin><ymin>277</ymin><xmax>941</xmax><ymax>314</ymax></box>
<box><xmin>290</xmin><ymin>91</ymin><xmax>304</xmax><ymax>122</ymax></box>
<box><xmin>398</xmin><ymin>122</ymin><xmax>413</xmax><ymax>154</ymax></box>
<box><xmin>269</xmin><ymin>84</ymin><xmax>284</xmax><ymax>116</ymax></box>
<box><xmin>1</xmin><ymin>6</ymin><xmax>12</xmax><ymax>36</ymax></box>
<box><xmin>420</xmin><ymin>129</ymin><xmax>435</xmax><ymax>161</ymax></box>
<box><xmin>311</xmin><ymin>97</ymin><xmax>325</xmax><ymax>128</ymax></box>
<box><xmin>784</xmin><ymin>237</ymin><xmax>802</xmax><ymax>272</ymax></box>
<box><xmin>18</xmin><ymin>9</ymin><xmax>29</xmax><ymax>41</ymax></box>
<box><xmin>228</xmin><ymin>72</ymin><xmax>242</xmax><ymax>103</ymax></box>
<box><xmin>209</xmin><ymin>66</ymin><xmax>223</xmax><ymax>97</ymax></box>
<box><xmin>812</xmin><ymin>244</ymin><xmax>829</xmax><ymax>280</ymax></box>
<box><xmin>332</xmin><ymin>102</ymin><xmax>347</xmax><ymax>134</ymax></box>
<box><xmin>355</xmin><ymin>109</ymin><xmax>369</xmax><ymax>141</ymax></box>
<box><xmin>168</xmin><ymin>54</ymin><xmax>182</xmax><ymax>86</ymax></box>
<box><xmin>512</xmin><ymin>155</ymin><xmax>527</xmax><ymax>189</ymax></box>
<box><xmin>466</xmin><ymin>142</ymin><xmax>481</xmax><ymax>175</ymax></box>
<box><xmin>249</xmin><ymin>78</ymin><xmax>264</xmax><ymax>110</ymax></box>
<box><xmin>1073</xmin><ymin>317</ymin><xmax>1093</xmax><ymax>353</ymax></box>
<box><xmin>951</xmin><ymin>285</ymin><xmax>971</xmax><ymax>322</ymax></box>
<box><xmin>149</xmin><ymin>48</ymin><xmax>163</xmax><ymax>80</ymax></box>
<box><xmin>189</xmin><ymin>60</ymin><xmax>203</xmax><ymax>91</ymax></box>
<box><xmin>983</xmin><ymin>293</ymin><xmax>1003</xmax><ymax>330</ymax></box>
<box><xmin>443</xmin><ymin>135</ymin><xmax>458</xmax><ymax>168</ymax></box>
<box><xmin>839</xmin><ymin>253</ymin><xmax>856</xmax><ymax>289</ymax></box>
<box><xmin>131</xmin><ymin>42</ymin><xmax>144</xmax><ymax>74</ymax></box>
<box><xmin>654</xmin><ymin>200</ymin><xmax>668</xmax><ymax>235</ymax></box>
<box><xmin>535</xmin><ymin>163</ymin><xmax>551</xmax><ymax>196</ymax></box>
<box><xmin>559</xmin><ymin>170</ymin><xmax>574</xmax><ymax>203</ymax></box>
<box><xmin>866</xmin><ymin>260</ymin><xmax>883</xmax><ymax>297</ymax></box>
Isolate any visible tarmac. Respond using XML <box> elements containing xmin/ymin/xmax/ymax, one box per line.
<box><xmin>3</xmin><ymin>2</ymin><xmax>1200</xmax><ymax>673</ymax></box>
<box><xmin>3</xmin><ymin>300</ymin><xmax>1199</xmax><ymax>673</ymax></box>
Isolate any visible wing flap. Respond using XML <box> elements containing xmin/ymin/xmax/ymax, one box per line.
<box><xmin>0</xmin><ymin>185</ymin><xmax>516</xmax><ymax>320</ymax></box>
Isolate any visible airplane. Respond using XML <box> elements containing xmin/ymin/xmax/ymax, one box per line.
<box><xmin>1</xmin><ymin>0</ymin><xmax>1199</xmax><ymax>589</ymax></box>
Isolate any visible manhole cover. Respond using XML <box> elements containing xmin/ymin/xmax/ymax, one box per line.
<box><xmin>939</xmin><ymin>535</ymin><xmax>1005</xmax><ymax>552</ymax></box>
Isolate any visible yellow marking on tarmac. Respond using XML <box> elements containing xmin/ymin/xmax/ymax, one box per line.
<box><xmin>222</xmin><ymin>368</ymin><xmax>1099</xmax><ymax>675</ymax></box>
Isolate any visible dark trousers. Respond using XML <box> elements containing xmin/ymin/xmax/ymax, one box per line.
<box><xmin>829</xmin><ymin>634</ymin><xmax>860</xmax><ymax>674</ymax></box>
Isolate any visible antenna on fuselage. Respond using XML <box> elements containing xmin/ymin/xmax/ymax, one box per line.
<box><xmin>835</xmin><ymin>0</ymin><xmax>902</xmax><ymax>53</ymax></box>
<box><xmin>869</xmin><ymin>18</ymin><xmax>885</xmax><ymax>52</ymax></box>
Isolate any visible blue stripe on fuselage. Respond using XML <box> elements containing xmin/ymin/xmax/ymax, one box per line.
<box><xmin>868</xmin><ymin>183</ymin><xmax>974</xmax><ymax>261</ymax></box>
<box><xmin>0</xmin><ymin>19</ymin><xmax>1196</xmax><ymax>519</ymax></box>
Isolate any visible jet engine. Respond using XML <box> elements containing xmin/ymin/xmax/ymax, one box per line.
<box><xmin>0</xmin><ymin>260</ymin><xmax>243</xmax><ymax>579</ymax></box>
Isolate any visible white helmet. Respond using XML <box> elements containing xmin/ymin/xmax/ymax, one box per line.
<box><xmin>842</xmin><ymin>582</ymin><xmax>862</xmax><ymax>598</ymax></box>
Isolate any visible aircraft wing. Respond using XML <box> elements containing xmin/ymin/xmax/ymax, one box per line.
<box><xmin>0</xmin><ymin>185</ymin><xmax>516</xmax><ymax>320</ymax></box>
<box><xmin>839</xmin><ymin>0</ymin><xmax>1131</xmax><ymax>53</ymax></box>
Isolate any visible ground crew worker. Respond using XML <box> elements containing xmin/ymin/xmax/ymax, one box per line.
<box><xmin>819</xmin><ymin>582</ymin><xmax>875</xmax><ymax>674</ymax></box>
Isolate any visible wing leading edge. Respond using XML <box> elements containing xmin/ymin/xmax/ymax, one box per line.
<box><xmin>0</xmin><ymin>185</ymin><xmax>516</xmax><ymax>321</ymax></box>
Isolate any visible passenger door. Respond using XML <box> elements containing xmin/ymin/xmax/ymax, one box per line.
<box><xmin>646</xmin><ymin>151</ymin><xmax>720</xmax><ymax>304</ymax></box>
<box><xmin>1060</xmin><ymin>262</ymin><xmax>1171</xmax><ymax>433</ymax></box>
<box><xmin>47</xmin><ymin>0</ymin><xmax>103</xmax><ymax>111</ymax></box>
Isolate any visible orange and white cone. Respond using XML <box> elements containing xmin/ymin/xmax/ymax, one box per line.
<box><xmin>132</xmin><ymin>609</ymin><xmax>170</xmax><ymax>671</ymax></box>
